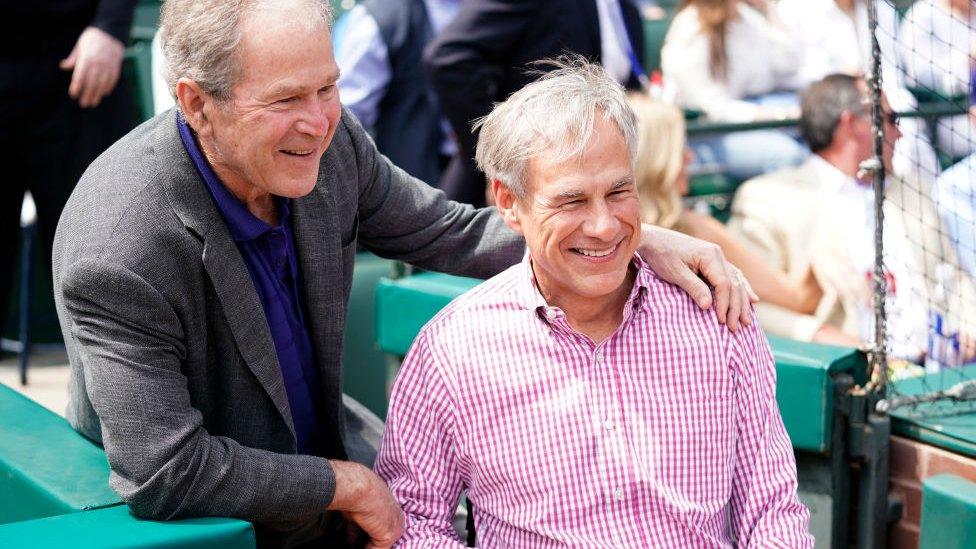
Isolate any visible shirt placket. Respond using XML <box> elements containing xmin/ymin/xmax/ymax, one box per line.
<box><xmin>591</xmin><ymin>341</ymin><xmax>631</xmax><ymax>548</ymax></box>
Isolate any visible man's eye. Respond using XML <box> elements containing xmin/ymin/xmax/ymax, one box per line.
<box><xmin>319</xmin><ymin>86</ymin><xmax>336</xmax><ymax>96</ymax></box>
<box><xmin>563</xmin><ymin>199</ymin><xmax>584</xmax><ymax>207</ymax></box>
<box><xmin>277</xmin><ymin>96</ymin><xmax>297</xmax><ymax>105</ymax></box>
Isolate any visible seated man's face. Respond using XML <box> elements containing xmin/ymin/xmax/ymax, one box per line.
<box><xmin>203</xmin><ymin>7</ymin><xmax>342</xmax><ymax>198</ymax></box>
<box><xmin>501</xmin><ymin>115</ymin><xmax>641</xmax><ymax>305</ymax></box>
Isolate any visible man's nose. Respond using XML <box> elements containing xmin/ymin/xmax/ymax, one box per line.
<box><xmin>297</xmin><ymin>96</ymin><xmax>329</xmax><ymax>137</ymax></box>
<box><xmin>583</xmin><ymin>201</ymin><xmax>618</xmax><ymax>240</ymax></box>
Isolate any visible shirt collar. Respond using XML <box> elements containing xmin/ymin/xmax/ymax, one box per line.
<box><xmin>176</xmin><ymin>113</ymin><xmax>289</xmax><ymax>242</ymax></box>
<box><xmin>809</xmin><ymin>153</ymin><xmax>857</xmax><ymax>196</ymax></box>
<box><xmin>516</xmin><ymin>251</ymin><xmax>653</xmax><ymax>323</ymax></box>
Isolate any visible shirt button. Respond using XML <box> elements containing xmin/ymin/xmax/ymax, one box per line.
<box><xmin>594</xmin><ymin>349</ymin><xmax>605</xmax><ymax>363</ymax></box>
<box><xmin>546</xmin><ymin>309</ymin><xmax>557</xmax><ymax>320</ymax></box>
<box><xmin>604</xmin><ymin>419</ymin><xmax>615</xmax><ymax>431</ymax></box>
<box><xmin>613</xmin><ymin>488</ymin><xmax>624</xmax><ymax>501</ymax></box>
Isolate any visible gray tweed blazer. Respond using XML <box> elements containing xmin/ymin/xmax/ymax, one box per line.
<box><xmin>52</xmin><ymin>108</ymin><xmax>520</xmax><ymax>545</ymax></box>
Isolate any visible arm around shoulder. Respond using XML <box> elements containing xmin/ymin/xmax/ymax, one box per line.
<box><xmin>340</xmin><ymin>109</ymin><xmax>523</xmax><ymax>278</ymax></box>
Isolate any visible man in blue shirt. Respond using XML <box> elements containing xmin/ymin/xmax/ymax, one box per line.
<box><xmin>336</xmin><ymin>0</ymin><xmax>460</xmax><ymax>188</ymax></box>
<box><xmin>54</xmin><ymin>0</ymin><xmax>756</xmax><ymax>547</ymax></box>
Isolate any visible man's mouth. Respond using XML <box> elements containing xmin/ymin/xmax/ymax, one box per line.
<box><xmin>281</xmin><ymin>148</ymin><xmax>315</xmax><ymax>157</ymax></box>
<box><xmin>570</xmin><ymin>242</ymin><xmax>618</xmax><ymax>258</ymax></box>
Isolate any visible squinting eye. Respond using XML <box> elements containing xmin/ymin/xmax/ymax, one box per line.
<box><xmin>277</xmin><ymin>96</ymin><xmax>297</xmax><ymax>105</ymax></box>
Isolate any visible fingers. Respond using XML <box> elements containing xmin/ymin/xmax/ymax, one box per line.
<box><xmin>59</xmin><ymin>47</ymin><xmax>78</xmax><ymax>71</ymax></box>
<box><xmin>695</xmin><ymin>243</ymin><xmax>731</xmax><ymax>324</ymax></box>
<box><xmin>330</xmin><ymin>461</ymin><xmax>405</xmax><ymax>547</ymax></box>
<box><xmin>726</xmin><ymin>271</ymin><xmax>741</xmax><ymax>332</ymax></box>
<box><xmin>63</xmin><ymin>26</ymin><xmax>125</xmax><ymax>108</ymax></box>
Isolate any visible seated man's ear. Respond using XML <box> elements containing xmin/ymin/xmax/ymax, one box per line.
<box><xmin>175</xmin><ymin>78</ymin><xmax>215</xmax><ymax>138</ymax></box>
<box><xmin>491</xmin><ymin>179</ymin><xmax>522</xmax><ymax>233</ymax></box>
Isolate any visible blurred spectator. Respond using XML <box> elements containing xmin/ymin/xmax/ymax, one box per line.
<box><xmin>729</xmin><ymin>74</ymin><xmax>976</xmax><ymax>360</ymax></box>
<box><xmin>335</xmin><ymin>0</ymin><xmax>460</xmax><ymax>186</ymax></box>
<box><xmin>425</xmin><ymin>0</ymin><xmax>646</xmax><ymax>207</ymax></box>
<box><xmin>934</xmin><ymin>104</ymin><xmax>976</xmax><ymax>278</ymax></box>
<box><xmin>778</xmin><ymin>0</ymin><xmax>940</xmax><ymax>187</ymax></box>
<box><xmin>629</xmin><ymin>95</ymin><xmax>822</xmax><ymax>315</ymax></box>
<box><xmin>900</xmin><ymin>0</ymin><xmax>976</xmax><ymax>159</ymax></box>
<box><xmin>661</xmin><ymin>0</ymin><xmax>808</xmax><ymax>181</ymax></box>
<box><xmin>0</xmin><ymin>1</ymin><xmax>136</xmax><ymax>339</ymax></box>
<box><xmin>151</xmin><ymin>30</ymin><xmax>174</xmax><ymax>115</ymax></box>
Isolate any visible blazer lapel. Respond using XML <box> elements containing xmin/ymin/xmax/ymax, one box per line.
<box><xmin>289</xmin><ymin>181</ymin><xmax>347</xmax><ymax>447</ymax></box>
<box><xmin>156</xmin><ymin>113</ymin><xmax>296</xmax><ymax>440</ymax></box>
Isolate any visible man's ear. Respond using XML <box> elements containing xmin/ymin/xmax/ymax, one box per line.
<box><xmin>835</xmin><ymin>110</ymin><xmax>857</xmax><ymax>141</ymax></box>
<box><xmin>175</xmin><ymin>78</ymin><xmax>215</xmax><ymax>138</ymax></box>
<box><xmin>490</xmin><ymin>179</ymin><xmax>523</xmax><ymax>233</ymax></box>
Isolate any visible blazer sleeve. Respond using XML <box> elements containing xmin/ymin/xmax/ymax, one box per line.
<box><xmin>92</xmin><ymin>0</ymin><xmax>137</xmax><ymax>44</ymax></box>
<box><xmin>422</xmin><ymin>0</ymin><xmax>539</xmax><ymax>164</ymax></box>
<box><xmin>344</xmin><ymin>109</ymin><xmax>525</xmax><ymax>279</ymax></box>
<box><xmin>60</xmin><ymin>259</ymin><xmax>335</xmax><ymax>526</ymax></box>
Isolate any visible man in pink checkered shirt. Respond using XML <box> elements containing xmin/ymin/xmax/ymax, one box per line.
<box><xmin>375</xmin><ymin>59</ymin><xmax>813</xmax><ymax>548</ymax></box>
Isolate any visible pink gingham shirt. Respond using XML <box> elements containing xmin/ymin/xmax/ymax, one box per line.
<box><xmin>375</xmin><ymin>254</ymin><xmax>813</xmax><ymax>548</ymax></box>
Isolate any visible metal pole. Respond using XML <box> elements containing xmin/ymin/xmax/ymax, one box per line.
<box><xmin>865</xmin><ymin>0</ymin><xmax>888</xmax><ymax>394</ymax></box>
<box><xmin>18</xmin><ymin>223</ymin><xmax>33</xmax><ymax>386</ymax></box>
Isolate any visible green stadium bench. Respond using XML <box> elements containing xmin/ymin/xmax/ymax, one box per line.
<box><xmin>0</xmin><ymin>504</ymin><xmax>254</xmax><ymax>549</ymax></box>
<box><xmin>919</xmin><ymin>474</ymin><xmax>976</xmax><ymax>549</ymax></box>
<box><xmin>342</xmin><ymin>252</ymin><xmax>396</xmax><ymax>418</ymax></box>
<box><xmin>0</xmin><ymin>384</ymin><xmax>119</xmax><ymax>524</ymax></box>
<box><xmin>641</xmin><ymin>14</ymin><xmax>672</xmax><ymax>75</ymax></box>
<box><xmin>0</xmin><ymin>383</ymin><xmax>255</xmax><ymax>546</ymax></box>
<box><xmin>375</xmin><ymin>272</ymin><xmax>480</xmax><ymax>357</ymax></box>
<box><xmin>890</xmin><ymin>364</ymin><xmax>976</xmax><ymax>459</ymax></box>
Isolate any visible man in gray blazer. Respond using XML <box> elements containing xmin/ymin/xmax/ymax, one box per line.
<box><xmin>53</xmin><ymin>1</ymin><xmax>754</xmax><ymax>547</ymax></box>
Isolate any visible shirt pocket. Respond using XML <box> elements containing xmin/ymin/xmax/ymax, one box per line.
<box><xmin>643</xmin><ymin>397</ymin><xmax>736</xmax><ymax>523</ymax></box>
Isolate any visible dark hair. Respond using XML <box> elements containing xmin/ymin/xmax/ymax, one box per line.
<box><xmin>799</xmin><ymin>73</ymin><xmax>866</xmax><ymax>153</ymax></box>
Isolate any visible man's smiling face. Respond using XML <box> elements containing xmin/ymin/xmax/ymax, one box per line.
<box><xmin>200</xmin><ymin>5</ymin><xmax>342</xmax><ymax>199</ymax></box>
<box><xmin>513</xmin><ymin>114</ymin><xmax>641</xmax><ymax>307</ymax></box>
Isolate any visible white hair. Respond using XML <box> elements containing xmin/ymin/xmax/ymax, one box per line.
<box><xmin>474</xmin><ymin>58</ymin><xmax>639</xmax><ymax>197</ymax></box>
<box><xmin>160</xmin><ymin>0</ymin><xmax>333</xmax><ymax>102</ymax></box>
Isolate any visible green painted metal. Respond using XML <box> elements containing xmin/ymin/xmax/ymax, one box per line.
<box><xmin>0</xmin><ymin>504</ymin><xmax>255</xmax><ymax>549</ymax></box>
<box><xmin>375</xmin><ymin>273</ymin><xmax>863</xmax><ymax>453</ymax></box>
<box><xmin>890</xmin><ymin>364</ymin><xmax>976</xmax><ymax>459</ymax></box>
<box><xmin>919</xmin><ymin>473</ymin><xmax>976</xmax><ymax>549</ymax></box>
<box><xmin>0</xmin><ymin>385</ymin><xmax>120</xmax><ymax>525</ymax></box>
<box><xmin>342</xmin><ymin>252</ymin><xmax>395</xmax><ymax>418</ymax></box>
<box><xmin>375</xmin><ymin>273</ymin><xmax>481</xmax><ymax>357</ymax></box>
<box><xmin>641</xmin><ymin>15</ymin><xmax>672</xmax><ymax>75</ymax></box>
<box><xmin>766</xmin><ymin>335</ymin><xmax>863</xmax><ymax>454</ymax></box>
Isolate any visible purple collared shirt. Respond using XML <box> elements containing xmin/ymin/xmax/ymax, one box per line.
<box><xmin>178</xmin><ymin>115</ymin><xmax>325</xmax><ymax>455</ymax></box>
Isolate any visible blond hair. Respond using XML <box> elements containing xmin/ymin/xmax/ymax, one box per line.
<box><xmin>629</xmin><ymin>94</ymin><xmax>686</xmax><ymax>229</ymax></box>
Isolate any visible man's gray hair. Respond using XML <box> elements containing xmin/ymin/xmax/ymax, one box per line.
<box><xmin>799</xmin><ymin>73</ymin><xmax>867</xmax><ymax>153</ymax></box>
<box><xmin>475</xmin><ymin>58</ymin><xmax>638</xmax><ymax>197</ymax></box>
<box><xmin>160</xmin><ymin>0</ymin><xmax>333</xmax><ymax>102</ymax></box>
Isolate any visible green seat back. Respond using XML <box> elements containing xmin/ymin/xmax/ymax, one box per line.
<box><xmin>0</xmin><ymin>384</ymin><xmax>120</xmax><ymax>525</ymax></box>
<box><xmin>342</xmin><ymin>252</ymin><xmax>396</xmax><ymax>418</ymax></box>
<box><xmin>0</xmin><ymin>504</ymin><xmax>254</xmax><ymax>549</ymax></box>
<box><xmin>919</xmin><ymin>474</ymin><xmax>976</xmax><ymax>549</ymax></box>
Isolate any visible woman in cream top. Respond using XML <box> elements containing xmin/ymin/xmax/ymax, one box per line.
<box><xmin>662</xmin><ymin>0</ymin><xmax>799</xmax><ymax>122</ymax></box>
